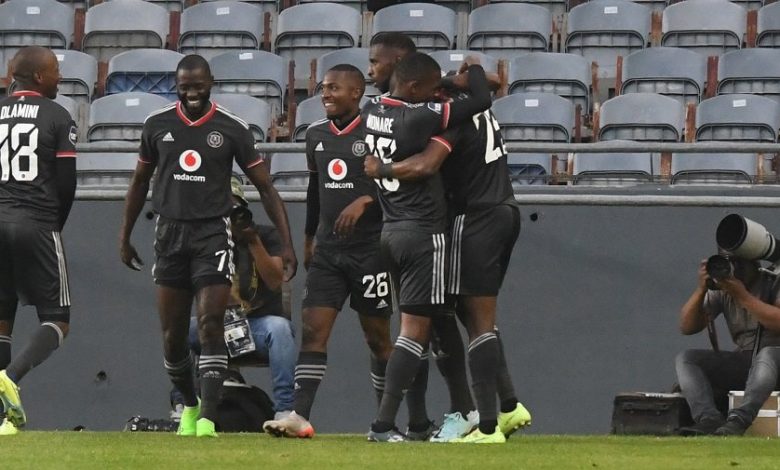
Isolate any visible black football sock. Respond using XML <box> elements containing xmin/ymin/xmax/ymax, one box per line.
<box><xmin>6</xmin><ymin>323</ymin><xmax>63</xmax><ymax>383</ymax></box>
<box><xmin>0</xmin><ymin>334</ymin><xmax>11</xmax><ymax>369</ymax></box>
<box><xmin>293</xmin><ymin>351</ymin><xmax>327</xmax><ymax>420</ymax></box>
<box><xmin>165</xmin><ymin>352</ymin><xmax>198</xmax><ymax>407</ymax></box>
<box><xmin>468</xmin><ymin>332</ymin><xmax>500</xmax><ymax>434</ymax></box>
<box><xmin>432</xmin><ymin>316</ymin><xmax>475</xmax><ymax>415</ymax></box>
<box><xmin>198</xmin><ymin>342</ymin><xmax>228</xmax><ymax>423</ymax></box>
<box><xmin>370</xmin><ymin>353</ymin><xmax>388</xmax><ymax>406</ymax></box>
<box><xmin>373</xmin><ymin>336</ymin><xmax>424</xmax><ymax>432</ymax></box>
<box><xmin>406</xmin><ymin>349</ymin><xmax>430</xmax><ymax>430</ymax></box>
<box><xmin>495</xmin><ymin>328</ymin><xmax>519</xmax><ymax>413</ymax></box>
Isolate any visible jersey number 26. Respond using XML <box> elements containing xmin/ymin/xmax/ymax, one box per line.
<box><xmin>0</xmin><ymin>123</ymin><xmax>39</xmax><ymax>182</ymax></box>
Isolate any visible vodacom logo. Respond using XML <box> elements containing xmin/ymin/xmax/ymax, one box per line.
<box><xmin>327</xmin><ymin>158</ymin><xmax>347</xmax><ymax>181</ymax></box>
<box><xmin>179</xmin><ymin>150</ymin><xmax>202</xmax><ymax>172</ymax></box>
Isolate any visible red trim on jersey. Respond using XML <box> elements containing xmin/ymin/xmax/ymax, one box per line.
<box><xmin>175</xmin><ymin>101</ymin><xmax>217</xmax><ymax>127</ymax></box>
<box><xmin>329</xmin><ymin>115</ymin><xmax>362</xmax><ymax>136</ymax></box>
<box><xmin>11</xmin><ymin>91</ymin><xmax>43</xmax><ymax>97</ymax></box>
<box><xmin>246</xmin><ymin>158</ymin><xmax>263</xmax><ymax>169</ymax></box>
<box><xmin>56</xmin><ymin>152</ymin><xmax>77</xmax><ymax>158</ymax></box>
<box><xmin>431</xmin><ymin>136</ymin><xmax>452</xmax><ymax>153</ymax></box>
<box><xmin>138</xmin><ymin>156</ymin><xmax>153</xmax><ymax>164</ymax></box>
<box><xmin>380</xmin><ymin>96</ymin><xmax>406</xmax><ymax>107</ymax></box>
<box><xmin>442</xmin><ymin>102</ymin><xmax>451</xmax><ymax>130</ymax></box>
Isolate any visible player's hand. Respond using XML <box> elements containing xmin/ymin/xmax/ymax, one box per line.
<box><xmin>334</xmin><ymin>197</ymin><xmax>371</xmax><ymax>238</ymax></box>
<box><xmin>364</xmin><ymin>154</ymin><xmax>382</xmax><ymax>178</ymax></box>
<box><xmin>233</xmin><ymin>225</ymin><xmax>260</xmax><ymax>245</ymax></box>
<box><xmin>304</xmin><ymin>236</ymin><xmax>315</xmax><ymax>271</ymax></box>
<box><xmin>282</xmin><ymin>245</ymin><xmax>298</xmax><ymax>281</ymax></box>
<box><xmin>458</xmin><ymin>55</ymin><xmax>482</xmax><ymax>74</ymax></box>
<box><xmin>120</xmin><ymin>241</ymin><xmax>144</xmax><ymax>271</ymax></box>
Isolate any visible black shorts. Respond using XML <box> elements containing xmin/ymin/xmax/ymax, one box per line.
<box><xmin>153</xmin><ymin>216</ymin><xmax>234</xmax><ymax>290</ymax></box>
<box><xmin>0</xmin><ymin>221</ymin><xmax>71</xmax><ymax>309</ymax></box>
<box><xmin>381</xmin><ymin>229</ymin><xmax>448</xmax><ymax>316</ymax></box>
<box><xmin>448</xmin><ymin>204</ymin><xmax>521</xmax><ymax>296</ymax></box>
<box><xmin>302</xmin><ymin>243</ymin><xmax>392</xmax><ymax>317</ymax></box>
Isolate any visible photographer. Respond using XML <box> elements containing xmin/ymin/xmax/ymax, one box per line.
<box><xmin>676</xmin><ymin>257</ymin><xmax>780</xmax><ymax>435</ymax></box>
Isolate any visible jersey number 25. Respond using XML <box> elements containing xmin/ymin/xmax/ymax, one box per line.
<box><xmin>473</xmin><ymin>111</ymin><xmax>507</xmax><ymax>164</ymax></box>
<box><xmin>0</xmin><ymin>123</ymin><xmax>39</xmax><ymax>182</ymax></box>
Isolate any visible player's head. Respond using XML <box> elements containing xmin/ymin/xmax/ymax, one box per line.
<box><xmin>321</xmin><ymin>64</ymin><xmax>365</xmax><ymax>120</ymax></box>
<box><xmin>369</xmin><ymin>32</ymin><xmax>416</xmax><ymax>94</ymax></box>
<box><xmin>176</xmin><ymin>54</ymin><xmax>213</xmax><ymax>118</ymax></box>
<box><xmin>10</xmin><ymin>46</ymin><xmax>61</xmax><ymax>99</ymax></box>
<box><xmin>391</xmin><ymin>53</ymin><xmax>442</xmax><ymax>103</ymax></box>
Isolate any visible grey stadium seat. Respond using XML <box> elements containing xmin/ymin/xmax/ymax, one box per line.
<box><xmin>211</xmin><ymin>93</ymin><xmax>272</xmax><ymax>143</ymax></box>
<box><xmin>598</xmin><ymin>93</ymin><xmax>685</xmax><ymax>142</ymax></box>
<box><xmin>315</xmin><ymin>48</ymin><xmax>379</xmax><ymax>96</ymax></box>
<box><xmin>8</xmin><ymin>50</ymin><xmax>97</xmax><ymax>106</ymax></box>
<box><xmin>210</xmin><ymin>50</ymin><xmax>288</xmax><ymax>112</ymax></box>
<box><xmin>201</xmin><ymin>0</ymin><xmax>276</xmax><ymax>16</ymax></box>
<box><xmin>297</xmin><ymin>0</ymin><xmax>364</xmax><ymax>14</ymax></box>
<box><xmin>487</xmin><ymin>0</ymin><xmax>566</xmax><ymax>22</ymax></box>
<box><xmin>429</xmin><ymin>50</ymin><xmax>499</xmax><ymax>75</ymax></box>
<box><xmin>372</xmin><ymin>3</ymin><xmax>457</xmax><ymax>52</ymax></box>
<box><xmin>508</xmin><ymin>53</ymin><xmax>591</xmax><ymax>114</ymax></box>
<box><xmin>671</xmin><ymin>153</ymin><xmax>756</xmax><ymax>184</ymax></box>
<box><xmin>54</xmin><ymin>94</ymin><xmax>79</xmax><ymax>121</ymax></box>
<box><xmin>758</xmin><ymin>2</ymin><xmax>780</xmax><ymax>48</ymax></box>
<box><xmin>696</xmin><ymin>94</ymin><xmax>780</xmax><ymax>142</ymax></box>
<box><xmin>717</xmin><ymin>49</ymin><xmax>780</xmax><ymax>103</ymax></box>
<box><xmin>466</xmin><ymin>3</ymin><xmax>551</xmax><ymax>61</ymax></box>
<box><xmin>76</xmin><ymin>153</ymin><xmax>139</xmax><ymax>188</ymax></box>
<box><xmin>0</xmin><ymin>0</ymin><xmax>73</xmax><ymax>77</ymax></box>
<box><xmin>275</xmin><ymin>3</ymin><xmax>362</xmax><ymax>82</ymax></box>
<box><xmin>492</xmin><ymin>92</ymin><xmax>575</xmax><ymax>143</ymax></box>
<box><xmin>179</xmin><ymin>1</ymin><xmax>264</xmax><ymax>61</ymax></box>
<box><xmin>572</xmin><ymin>149</ymin><xmax>659</xmax><ymax>186</ymax></box>
<box><xmin>661</xmin><ymin>0</ymin><xmax>746</xmax><ymax>57</ymax></box>
<box><xmin>83</xmin><ymin>0</ymin><xmax>169</xmax><ymax>62</ymax></box>
<box><xmin>620</xmin><ymin>47</ymin><xmax>707</xmax><ymax>106</ymax></box>
<box><xmin>106</xmin><ymin>49</ymin><xmax>183</xmax><ymax>100</ymax></box>
<box><xmin>507</xmin><ymin>153</ymin><xmax>552</xmax><ymax>186</ymax></box>
<box><xmin>293</xmin><ymin>95</ymin><xmax>369</xmax><ymax>141</ymax></box>
<box><xmin>270</xmin><ymin>153</ymin><xmax>309</xmax><ymax>190</ymax></box>
<box><xmin>565</xmin><ymin>0</ymin><xmax>651</xmax><ymax>78</ymax></box>
<box><xmin>87</xmin><ymin>92</ymin><xmax>170</xmax><ymax>142</ymax></box>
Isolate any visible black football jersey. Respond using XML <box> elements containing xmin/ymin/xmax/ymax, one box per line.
<box><xmin>306</xmin><ymin>115</ymin><xmax>382</xmax><ymax>247</ymax></box>
<box><xmin>361</xmin><ymin>96</ymin><xmax>453</xmax><ymax>233</ymax></box>
<box><xmin>140</xmin><ymin>101</ymin><xmax>262</xmax><ymax>220</ymax></box>
<box><xmin>0</xmin><ymin>91</ymin><xmax>77</xmax><ymax>230</ymax></box>
<box><xmin>440</xmin><ymin>104</ymin><xmax>515</xmax><ymax>214</ymax></box>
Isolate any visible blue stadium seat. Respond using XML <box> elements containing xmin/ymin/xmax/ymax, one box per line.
<box><xmin>87</xmin><ymin>92</ymin><xmax>170</xmax><ymax>142</ymax></box>
<box><xmin>274</xmin><ymin>3</ymin><xmax>361</xmax><ymax>82</ymax></box>
<box><xmin>671</xmin><ymin>153</ymin><xmax>756</xmax><ymax>184</ymax></box>
<box><xmin>758</xmin><ymin>2</ymin><xmax>780</xmax><ymax>48</ymax></box>
<box><xmin>270</xmin><ymin>153</ymin><xmax>309</xmax><ymax>190</ymax></box>
<box><xmin>179</xmin><ymin>1</ymin><xmax>264</xmax><ymax>60</ymax></box>
<box><xmin>572</xmin><ymin>148</ymin><xmax>659</xmax><ymax>186</ymax></box>
<box><xmin>83</xmin><ymin>0</ymin><xmax>169</xmax><ymax>62</ymax></box>
<box><xmin>372</xmin><ymin>3</ymin><xmax>457</xmax><ymax>52</ymax></box>
<box><xmin>467</xmin><ymin>3</ymin><xmax>551</xmax><ymax>61</ymax></box>
<box><xmin>493</xmin><ymin>92</ymin><xmax>574</xmax><ymax>142</ymax></box>
<box><xmin>211</xmin><ymin>93</ymin><xmax>272</xmax><ymax>143</ymax></box>
<box><xmin>696</xmin><ymin>94</ymin><xmax>780</xmax><ymax>142</ymax></box>
<box><xmin>599</xmin><ymin>93</ymin><xmax>685</xmax><ymax>142</ymax></box>
<box><xmin>717</xmin><ymin>49</ymin><xmax>780</xmax><ymax>103</ymax></box>
<box><xmin>508</xmin><ymin>52</ymin><xmax>591</xmax><ymax>114</ymax></box>
<box><xmin>315</xmin><ymin>48</ymin><xmax>378</xmax><ymax>96</ymax></box>
<box><xmin>621</xmin><ymin>47</ymin><xmax>707</xmax><ymax>106</ymax></box>
<box><xmin>106</xmin><ymin>49</ymin><xmax>183</xmax><ymax>100</ymax></box>
<box><xmin>566</xmin><ymin>0</ymin><xmax>650</xmax><ymax>78</ymax></box>
<box><xmin>209</xmin><ymin>50</ymin><xmax>288</xmax><ymax>112</ymax></box>
<box><xmin>661</xmin><ymin>0</ymin><xmax>746</xmax><ymax>57</ymax></box>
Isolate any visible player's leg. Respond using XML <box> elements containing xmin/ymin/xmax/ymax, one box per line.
<box><xmin>0</xmin><ymin>225</ymin><xmax>15</xmax><ymax>372</ymax></box>
<box><xmin>357</xmin><ymin>314</ymin><xmax>393</xmax><ymax>405</ymax></box>
<box><xmin>0</xmin><ymin>303</ymin><xmax>16</xmax><ymax>434</ymax></box>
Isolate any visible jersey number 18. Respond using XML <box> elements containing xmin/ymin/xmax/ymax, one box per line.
<box><xmin>0</xmin><ymin>123</ymin><xmax>39</xmax><ymax>182</ymax></box>
<box><xmin>365</xmin><ymin>134</ymin><xmax>400</xmax><ymax>192</ymax></box>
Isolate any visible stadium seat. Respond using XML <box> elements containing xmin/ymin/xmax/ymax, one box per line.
<box><xmin>83</xmin><ymin>0</ymin><xmax>169</xmax><ymax>62</ymax></box>
<box><xmin>492</xmin><ymin>92</ymin><xmax>575</xmax><ymax>142</ymax></box>
<box><xmin>572</xmin><ymin>149</ymin><xmax>659</xmax><ymax>186</ymax></box>
<box><xmin>671</xmin><ymin>153</ymin><xmax>756</xmax><ymax>184</ymax></box>
<box><xmin>429</xmin><ymin>50</ymin><xmax>499</xmax><ymax>75</ymax></box>
<box><xmin>487</xmin><ymin>0</ymin><xmax>566</xmax><ymax>22</ymax></box>
<box><xmin>87</xmin><ymin>92</ymin><xmax>170</xmax><ymax>142</ymax></box>
<box><xmin>179</xmin><ymin>1</ymin><xmax>264</xmax><ymax>61</ymax></box>
<box><xmin>293</xmin><ymin>94</ymin><xmax>368</xmax><ymax>141</ymax></box>
<box><xmin>758</xmin><ymin>2</ymin><xmax>780</xmax><ymax>48</ymax></box>
<box><xmin>54</xmin><ymin>93</ymin><xmax>79</xmax><ymax>121</ymax></box>
<box><xmin>717</xmin><ymin>49</ymin><xmax>780</xmax><ymax>103</ymax></box>
<box><xmin>315</xmin><ymin>48</ymin><xmax>379</xmax><ymax>96</ymax></box>
<box><xmin>209</xmin><ymin>50</ymin><xmax>288</xmax><ymax>112</ymax></box>
<box><xmin>297</xmin><ymin>0</ymin><xmax>364</xmax><ymax>14</ymax></box>
<box><xmin>274</xmin><ymin>3</ymin><xmax>362</xmax><ymax>82</ymax></box>
<box><xmin>565</xmin><ymin>0</ymin><xmax>651</xmax><ymax>78</ymax></box>
<box><xmin>695</xmin><ymin>94</ymin><xmax>780</xmax><ymax>142</ymax></box>
<box><xmin>270</xmin><ymin>153</ymin><xmax>309</xmax><ymax>190</ymax></box>
<box><xmin>507</xmin><ymin>153</ymin><xmax>552</xmax><ymax>186</ymax></box>
<box><xmin>106</xmin><ymin>49</ymin><xmax>183</xmax><ymax>100</ymax></box>
<box><xmin>372</xmin><ymin>3</ymin><xmax>457</xmax><ymax>52</ymax></box>
<box><xmin>466</xmin><ymin>3</ymin><xmax>551</xmax><ymax>61</ymax></box>
<box><xmin>731</xmin><ymin>0</ymin><xmax>763</xmax><ymax>12</ymax></box>
<box><xmin>0</xmin><ymin>0</ymin><xmax>73</xmax><ymax>77</ymax></box>
<box><xmin>8</xmin><ymin>50</ymin><xmax>97</xmax><ymax>106</ymax></box>
<box><xmin>598</xmin><ymin>93</ymin><xmax>685</xmax><ymax>142</ymax></box>
<box><xmin>76</xmin><ymin>153</ymin><xmax>139</xmax><ymax>188</ymax></box>
<box><xmin>620</xmin><ymin>47</ymin><xmax>707</xmax><ymax>106</ymax></box>
<box><xmin>211</xmin><ymin>93</ymin><xmax>272</xmax><ymax>143</ymax></box>
<box><xmin>661</xmin><ymin>0</ymin><xmax>746</xmax><ymax>57</ymax></box>
<box><xmin>507</xmin><ymin>52</ymin><xmax>591</xmax><ymax>114</ymax></box>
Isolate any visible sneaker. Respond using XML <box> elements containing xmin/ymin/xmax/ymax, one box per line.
<box><xmin>679</xmin><ymin>417</ymin><xmax>725</xmax><ymax>436</ymax></box>
<box><xmin>0</xmin><ymin>417</ymin><xmax>18</xmax><ymax>436</ymax></box>
<box><xmin>498</xmin><ymin>402</ymin><xmax>532</xmax><ymax>437</ymax></box>
<box><xmin>176</xmin><ymin>400</ymin><xmax>200</xmax><ymax>436</ymax></box>
<box><xmin>0</xmin><ymin>370</ymin><xmax>25</xmax><ymax>428</ymax></box>
<box><xmin>714</xmin><ymin>417</ymin><xmax>749</xmax><ymax>436</ymax></box>
<box><xmin>430</xmin><ymin>412</ymin><xmax>475</xmax><ymax>442</ymax></box>
<box><xmin>453</xmin><ymin>425</ymin><xmax>507</xmax><ymax>444</ymax></box>
<box><xmin>367</xmin><ymin>427</ymin><xmax>406</xmax><ymax>442</ymax></box>
<box><xmin>195</xmin><ymin>417</ymin><xmax>218</xmax><ymax>438</ymax></box>
<box><xmin>263</xmin><ymin>411</ymin><xmax>315</xmax><ymax>438</ymax></box>
<box><xmin>405</xmin><ymin>420</ymin><xmax>436</xmax><ymax>441</ymax></box>
<box><xmin>274</xmin><ymin>410</ymin><xmax>293</xmax><ymax>421</ymax></box>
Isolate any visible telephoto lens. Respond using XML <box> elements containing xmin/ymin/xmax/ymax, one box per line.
<box><xmin>706</xmin><ymin>255</ymin><xmax>734</xmax><ymax>281</ymax></box>
<box><xmin>230</xmin><ymin>205</ymin><xmax>253</xmax><ymax>231</ymax></box>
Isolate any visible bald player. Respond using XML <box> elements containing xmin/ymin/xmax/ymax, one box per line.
<box><xmin>0</xmin><ymin>46</ymin><xmax>78</xmax><ymax>436</ymax></box>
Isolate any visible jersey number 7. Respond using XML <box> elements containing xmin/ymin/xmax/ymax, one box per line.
<box><xmin>365</xmin><ymin>134</ymin><xmax>400</xmax><ymax>192</ymax></box>
<box><xmin>0</xmin><ymin>123</ymin><xmax>39</xmax><ymax>182</ymax></box>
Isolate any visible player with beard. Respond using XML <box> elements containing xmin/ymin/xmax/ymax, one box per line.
<box><xmin>119</xmin><ymin>55</ymin><xmax>296</xmax><ymax>438</ymax></box>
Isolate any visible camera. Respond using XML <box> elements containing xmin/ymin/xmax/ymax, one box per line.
<box><xmin>230</xmin><ymin>204</ymin><xmax>253</xmax><ymax>231</ymax></box>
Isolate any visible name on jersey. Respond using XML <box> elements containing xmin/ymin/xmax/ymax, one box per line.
<box><xmin>366</xmin><ymin>114</ymin><xmax>394</xmax><ymax>134</ymax></box>
<box><xmin>324</xmin><ymin>159</ymin><xmax>354</xmax><ymax>189</ymax></box>
<box><xmin>0</xmin><ymin>103</ymin><xmax>39</xmax><ymax>120</ymax></box>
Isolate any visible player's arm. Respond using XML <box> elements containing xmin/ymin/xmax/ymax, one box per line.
<box><xmin>242</xmin><ymin>228</ymin><xmax>284</xmax><ymax>292</ymax></box>
<box><xmin>54</xmin><ymin>119</ymin><xmax>78</xmax><ymax>231</ymax></box>
<box><xmin>119</xmin><ymin>124</ymin><xmax>157</xmax><ymax>271</ymax></box>
<box><xmin>304</xmin><ymin>146</ymin><xmax>319</xmax><ymax>270</ymax></box>
<box><xmin>440</xmin><ymin>64</ymin><xmax>492</xmax><ymax>128</ymax></box>
<box><xmin>365</xmin><ymin>138</ymin><xmax>451</xmax><ymax>181</ymax></box>
<box><xmin>334</xmin><ymin>195</ymin><xmax>374</xmax><ymax>238</ymax></box>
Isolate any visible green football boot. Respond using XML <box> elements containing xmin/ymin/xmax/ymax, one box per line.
<box><xmin>453</xmin><ymin>426</ymin><xmax>506</xmax><ymax>444</ymax></box>
<box><xmin>176</xmin><ymin>400</ymin><xmax>200</xmax><ymax>436</ymax></box>
<box><xmin>0</xmin><ymin>370</ymin><xmax>25</xmax><ymax>427</ymax></box>
<box><xmin>0</xmin><ymin>417</ymin><xmax>18</xmax><ymax>436</ymax></box>
<box><xmin>196</xmin><ymin>417</ymin><xmax>218</xmax><ymax>438</ymax></box>
<box><xmin>498</xmin><ymin>402</ymin><xmax>532</xmax><ymax>437</ymax></box>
